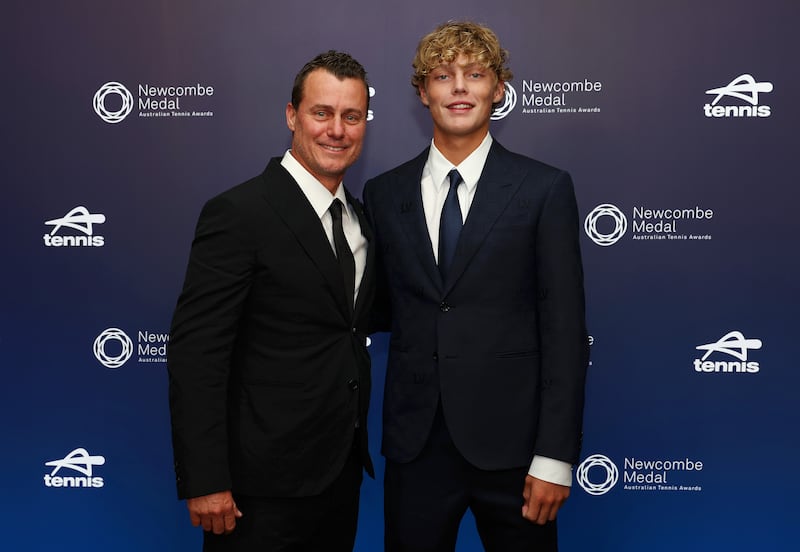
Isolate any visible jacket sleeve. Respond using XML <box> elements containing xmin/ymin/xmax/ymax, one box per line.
<box><xmin>167</xmin><ymin>195</ymin><xmax>255</xmax><ymax>499</ymax></box>
<box><xmin>533</xmin><ymin>170</ymin><xmax>590</xmax><ymax>464</ymax></box>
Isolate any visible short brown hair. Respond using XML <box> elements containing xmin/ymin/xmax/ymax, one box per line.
<box><xmin>411</xmin><ymin>21</ymin><xmax>513</xmax><ymax>96</ymax></box>
<box><xmin>291</xmin><ymin>50</ymin><xmax>369</xmax><ymax>109</ymax></box>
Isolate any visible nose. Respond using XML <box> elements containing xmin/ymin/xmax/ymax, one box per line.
<box><xmin>452</xmin><ymin>74</ymin><xmax>467</xmax><ymax>94</ymax></box>
<box><xmin>327</xmin><ymin>116</ymin><xmax>345</xmax><ymax>138</ymax></box>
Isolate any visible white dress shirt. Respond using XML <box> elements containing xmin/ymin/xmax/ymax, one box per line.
<box><xmin>281</xmin><ymin>150</ymin><xmax>367</xmax><ymax>306</ymax></box>
<box><xmin>421</xmin><ymin>133</ymin><xmax>490</xmax><ymax>263</ymax></box>
<box><xmin>421</xmin><ymin>133</ymin><xmax>573</xmax><ymax>487</ymax></box>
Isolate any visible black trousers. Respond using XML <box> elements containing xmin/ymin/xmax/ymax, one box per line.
<box><xmin>203</xmin><ymin>445</ymin><xmax>363</xmax><ymax>552</ymax></box>
<box><xmin>384</xmin><ymin>405</ymin><xmax>558</xmax><ymax>552</ymax></box>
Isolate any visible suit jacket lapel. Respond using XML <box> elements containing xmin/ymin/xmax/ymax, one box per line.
<box><xmin>390</xmin><ymin>149</ymin><xmax>443</xmax><ymax>291</ymax></box>
<box><xmin>259</xmin><ymin>159</ymin><xmax>352</xmax><ymax>319</ymax></box>
<box><xmin>347</xmin><ymin>188</ymin><xmax>373</xmax><ymax>321</ymax></box>
<box><xmin>444</xmin><ymin>142</ymin><xmax>526</xmax><ymax>294</ymax></box>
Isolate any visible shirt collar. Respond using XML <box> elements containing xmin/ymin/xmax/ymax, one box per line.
<box><xmin>281</xmin><ymin>150</ymin><xmax>349</xmax><ymax>219</ymax></box>
<box><xmin>427</xmin><ymin>132</ymin><xmax>493</xmax><ymax>193</ymax></box>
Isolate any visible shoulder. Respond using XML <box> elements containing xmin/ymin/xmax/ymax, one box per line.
<box><xmin>197</xmin><ymin>158</ymin><xmax>286</xmax><ymax>229</ymax></box>
<box><xmin>203</xmin><ymin>157</ymin><xmax>291</xmax><ymax>214</ymax></box>
<box><xmin>489</xmin><ymin>142</ymin><xmax>575</xmax><ymax>197</ymax></box>
<box><xmin>364</xmin><ymin>149</ymin><xmax>428</xmax><ymax>192</ymax></box>
<box><xmin>491</xmin><ymin>141</ymin><xmax>567</xmax><ymax>179</ymax></box>
<box><xmin>211</xmin><ymin>158</ymin><xmax>284</xmax><ymax>204</ymax></box>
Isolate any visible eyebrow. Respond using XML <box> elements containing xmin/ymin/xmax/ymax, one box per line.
<box><xmin>310</xmin><ymin>104</ymin><xmax>363</xmax><ymax>113</ymax></box>
<box><xmin>308</xmin><ymin>104</ymin><xmax>365</xmax><ymax>119</ymax></box>
<box><xmin>434</xmin><ymin>61</ymin><xmax>486</xmax><ymax>72</ymax></box>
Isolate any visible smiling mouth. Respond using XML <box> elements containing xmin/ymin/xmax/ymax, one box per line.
<box><xmin>320</xmin><ymin>144</ymin><xmax>348</xmax><ymax>152</ymax></box>
<box><xmin>447</xmin><ymin>103</ymin><xmax>474</xmax><ymax>110</ymax></box>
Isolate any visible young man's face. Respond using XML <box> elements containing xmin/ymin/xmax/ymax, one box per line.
<box><xmin>286</xmin><ymin>68</ymin><xmax>368</xmax><ymax>192</ymax></box>
<box><xmin>419</xmin><ymin>53</ymin><xmax>504</xmax><ymax>142</ymax></box>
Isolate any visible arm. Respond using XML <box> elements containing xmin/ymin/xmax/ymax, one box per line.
<box><xmin>534</xmin><ymin>169</ymin><xmax>588</xmax><ymax>461</ymax></box>
<box><xmin>524</xmin><ymin>170</ymin><xmax>589</xmax><ymax>521</ymax></box>
<box><xmin>168</xmin><ymin>194</ymin><xmax>256</xmax><ymax>519</ymax></box>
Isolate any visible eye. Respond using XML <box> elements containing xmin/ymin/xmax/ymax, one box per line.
<box><xmin>314</xmin><ymin>110</ymin><xmax>330</xmax><ymax>119</ymax></box>
<box><xmin>344</xmin><ymin>113</ymin><xmax>363</xmax><ymax>124</ymax></box>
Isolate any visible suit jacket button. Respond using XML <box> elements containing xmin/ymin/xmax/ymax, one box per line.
<box><xmin>348</xmin><ymin>378</ymin><xmax>359</xmax><ymax>391</ymax></box>
<box><xmin>439</xmin><ymin>302</ymin><xmax>451</xmax><ymax>312</ymax></box>
<box><xmin>432</xmin><ymin>353</ymin><xmax>438</xmax><ymax>361</ymax></box>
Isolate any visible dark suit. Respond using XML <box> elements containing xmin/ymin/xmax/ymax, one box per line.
<box><xmin>168</xmin><ymin>158</ymin><xmax>374</xmax><ymax>547</ymax></box>
<box><xmin>363</xmin><ymin>141</ymin><xmax>588</xmax><ymax>550</ymax></box>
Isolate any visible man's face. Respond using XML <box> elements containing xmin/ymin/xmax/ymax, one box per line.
<box><xmin>418</xmin><ymin>54</ymin><xmax>504</xmax><ymax>142</ymax></box>
<box><xmin>286</xmin><ymin>69</ymin><xmax>368</xmax><ymax>192</ymax></box>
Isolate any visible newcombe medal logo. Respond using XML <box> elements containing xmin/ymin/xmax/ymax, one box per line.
<box><xmin>584</xmin><ymin>204</ymin><xmax>627</xmax><ymax>246</ymax></box>
<box><xmin>93</xmin><ymin>82</ymin><xmax>134</xmax><ymax>123</ymax></box>
<box><xmin>576</xmin><ymin>454</ymin><xmax>619</xmax><ymax>495</ymax></box>
<box><xmin>92</xmin><ymin>80</ymin><xmax>216</xmax><ymax>122</ymax></box>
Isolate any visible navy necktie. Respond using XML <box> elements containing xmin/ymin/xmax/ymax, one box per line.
<box><xmin>330</xmin><ymin>199</ymin><xmax>355</xmax><ymax>312</ymax></box>
<box><xmin>438</xmin><ymin>169</ymin><xmax>463</xmax><ymax>280</ymax></box>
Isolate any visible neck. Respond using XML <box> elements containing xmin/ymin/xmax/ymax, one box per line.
<box><xmin>287</xmin><ymin>150</ymin><xmax>342</xmax><ymax>194</ymax></box>
<box><xmin>431</xmin><ymin>129</ymin><xmax>488</xmax><ymax>166</ymax></box>
<box><xmin>320</xmin><ymin>178</ymin><xmax>341</xmax><ymax>195</ymax></box>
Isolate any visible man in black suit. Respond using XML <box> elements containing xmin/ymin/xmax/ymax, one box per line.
<box><xmin>168</xmin><ymin>51</ymin><xmax>375</xmax><ymax>551</ymax></box>
<box><xmin>363</xmin><ymin>22</ymin><xmax>589</xmax><ymax>551</ymax></box>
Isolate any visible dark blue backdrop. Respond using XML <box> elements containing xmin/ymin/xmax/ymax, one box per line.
<box><xmin>4</xmin><ymin>0</ymin><xmax>798</xmax><ymax>550</ymax></box>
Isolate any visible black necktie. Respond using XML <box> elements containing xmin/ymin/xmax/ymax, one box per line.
<box><xmin>330</xmin><ymin>199</ymin><xmax>355</xmax><ymax>312</ymax></box>
<box><xmin>438</xmin><ymin>169</ymin><xmax>463</xmax><ymax>280</ymax></box>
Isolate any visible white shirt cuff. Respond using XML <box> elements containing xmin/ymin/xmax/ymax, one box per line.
<box><xmin>528</xmin><ymin>455</ymin><xmax>573</xmax><ymax>487</ymax></box>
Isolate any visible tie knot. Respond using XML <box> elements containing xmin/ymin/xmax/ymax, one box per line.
<box><xmin>447</xmin><ymin>169</ymin><xmax>463</xmax><ymax>190</ymax></box>
<box><xmin>330</xmin><ymin>198</ymin><xmax>344</xmax><ymax>221</ymax></box>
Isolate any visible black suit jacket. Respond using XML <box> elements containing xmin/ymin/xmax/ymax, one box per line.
<box><xmin>168</xmin><ymin>158</ymin><xmax>375</xmax><ymax>499</ymax></box>
<box><xmin>363</xmin><ymin>141</ymin><xmax>588</xmax><ymax>470</ymax></box>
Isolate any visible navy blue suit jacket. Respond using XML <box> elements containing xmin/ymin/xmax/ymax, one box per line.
<box><xmin>363</xmin><ymin>141</ymin><xmax>588</xmax><ymax>470</ymax></box>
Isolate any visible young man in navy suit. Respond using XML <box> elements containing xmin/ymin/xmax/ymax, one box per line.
<box><xmin>168</xmin><ymin>51</ymin><xmax>375</xmax><ymax>551</ymax></box>
<box><xmin>363</xmin><ymin>22</ymin><xmax>589</xmax><ymax>551</ymax></box>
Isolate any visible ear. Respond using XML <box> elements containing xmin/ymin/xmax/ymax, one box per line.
<box><xmin>418</xmin><ymin>85</ymin><xmax>430</xmax><ymax>107</ymax></box>
<box><xmin>286</xmin><ymin>102</ymin><xmax>296</xmax><ymax>132</ymax></box>
<box><xmin>493</xmin><ymin>80</ymin><xmax>506</xmax><ymax>104</ymax></box>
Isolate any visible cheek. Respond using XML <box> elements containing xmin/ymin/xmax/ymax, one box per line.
<box><xmin>299</xmin><ymin>121</ymin><xmax>325</xmax><ymax>141</ymax></box>
<box><xmin>348</xmin><ymin>126</ymin><xmax>366</xmax><ymax>144</ymax></box>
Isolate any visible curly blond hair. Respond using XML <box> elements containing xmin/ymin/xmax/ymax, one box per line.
<box><xmin>411</xmin><ymin>21</ymin><xmax>513</xmax><ymax>96</ymax></box>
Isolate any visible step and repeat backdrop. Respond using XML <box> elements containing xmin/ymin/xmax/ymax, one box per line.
<box><xmin>4</xmin><ymin>0</ymin><xmax>798</xmax><ymax>550</ymax></box>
